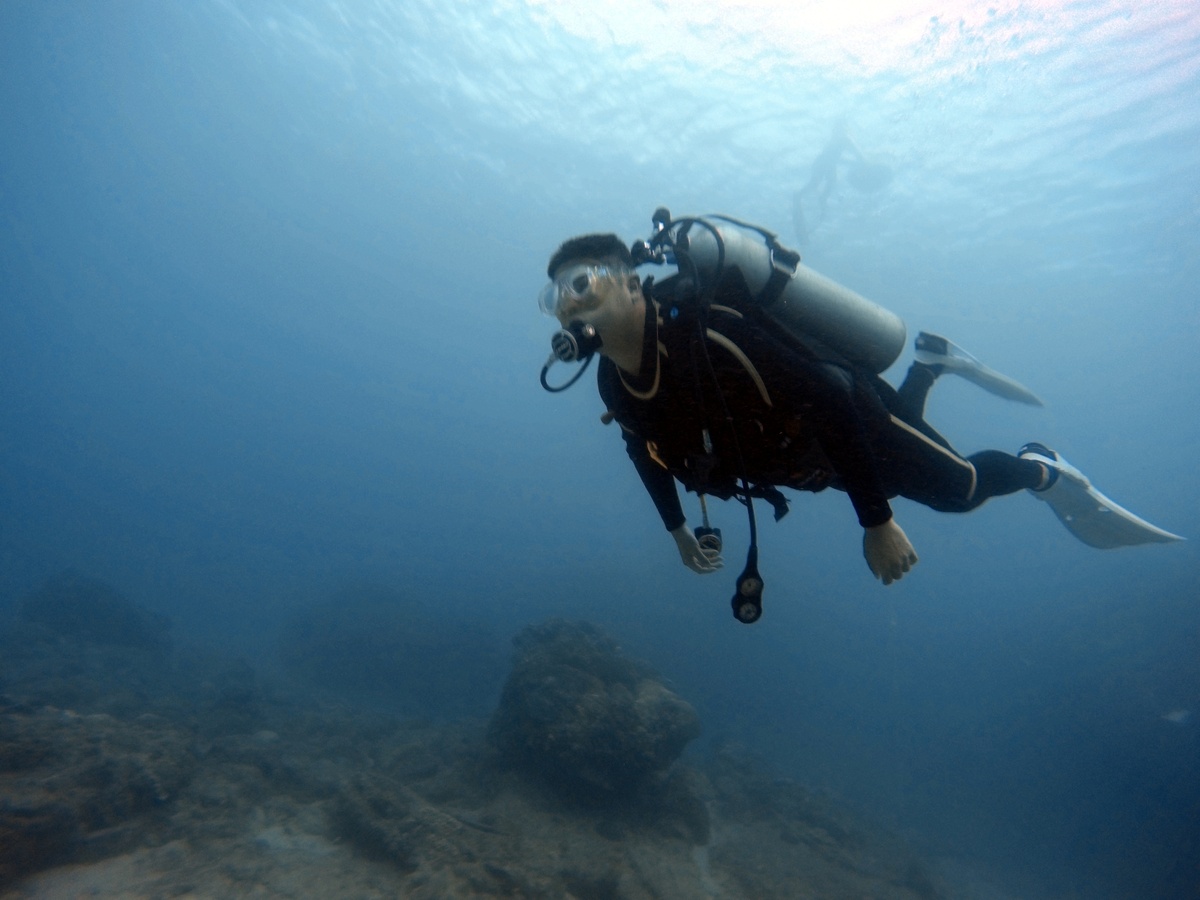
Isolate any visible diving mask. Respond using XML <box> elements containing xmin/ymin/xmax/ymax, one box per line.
<box><xmin>538</xmin><ymin>263</ymin><xmax>625</xmax><ymax>317</ymax></box>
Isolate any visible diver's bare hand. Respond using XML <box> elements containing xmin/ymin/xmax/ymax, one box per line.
<box><xmin>670</xmin><ymin>524</ymin><xmax>723</xmax><ymax>574</ymax></box>
<box><xmin>863</xmin><ymin>519</ymin><xmax>918</xmax><ymax>585</ymax></box>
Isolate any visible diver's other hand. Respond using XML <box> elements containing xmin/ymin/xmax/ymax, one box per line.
<box><xmin>863</xmin><ymin>519</ymin><xmax>918</xmax><ymax>585</ymax></box>
<box><xmin>670</xmin><ymin>524</ymin><xmax>723</xmax><ymax>574</ymax></box>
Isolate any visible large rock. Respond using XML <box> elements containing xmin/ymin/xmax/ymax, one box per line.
<box><xmin>488</xmin><ymin>620</ymin><xmax>701</xmax><ymax>801</ymax></box>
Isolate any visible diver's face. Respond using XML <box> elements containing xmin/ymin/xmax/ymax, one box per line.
<box><xmin>550</xmin><ymin>258</ymin><xmax>639</xmax><ymax>333</ymax></box>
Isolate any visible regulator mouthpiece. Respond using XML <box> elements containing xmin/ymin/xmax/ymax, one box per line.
<box><xmin>540</xmin><ymin>320</ymin><xmax>601</xmax><ymax>393</ymax></box>
<box><xmin>552</xmin><ymin>321</ymin><xmax>601</xmax><ymax>363</ymax></box>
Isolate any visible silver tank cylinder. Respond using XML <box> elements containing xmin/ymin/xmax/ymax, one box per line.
<box><xmin>680</xmin><ymin>217</ymin><xmax>906</xmax><ymax>375</ymax></box>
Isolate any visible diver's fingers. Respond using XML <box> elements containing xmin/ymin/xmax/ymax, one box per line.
<box><xmin>880</xmin><ymin>553</ymin><xmax>918</xmax><ymax>585</ymax></box>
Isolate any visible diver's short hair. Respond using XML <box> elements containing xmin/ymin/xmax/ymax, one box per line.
<box><xmin>547</xmin><ymin>233</ymin><xmax>633</xmax><ymax>279</ymax></box>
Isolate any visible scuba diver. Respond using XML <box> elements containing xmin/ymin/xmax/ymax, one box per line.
<box><xmin>793</xmin><ymin>118</ymin><xmax>893</xmax><ymax>244</ymax></box>
<box><xmin>538</xmin><ymin>211</ymin><xmax>1182</xmax><ymax>623</ymax></box>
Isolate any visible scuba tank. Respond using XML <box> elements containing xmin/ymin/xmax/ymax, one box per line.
<box><xmin>632</xmin><ymin>210</ymin><xmax>906</xmax><ymax>374</ymax></box>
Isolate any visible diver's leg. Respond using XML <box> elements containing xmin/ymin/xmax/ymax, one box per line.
<box><xmin>962</xmin><ymin>450</ymin><xmax>1047</xmax><ymax>508</ymax></box>
<box><xmin>895</xmin><ymin>361</ymin><xmax>940</xmax><ymax>422</ymax></box>
<box><xmin>875</xmin><ymin>365</ymin><xmax>952</xmax><ymax>450</ymax></box>
<box><xmin>880</xmin><ymin>421</ymin><xmax>1043</xmax><ymax>514</ymax></box>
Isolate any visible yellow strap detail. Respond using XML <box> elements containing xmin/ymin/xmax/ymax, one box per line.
<box><xmin>619</xmin><ymin>354</ymin><xmax>661</xmax><ymax>401</ymax></box>
<box><xmin>706</xmin><ymin>329</ymin><xmax>773</xmax><ymax>408</ymax></box>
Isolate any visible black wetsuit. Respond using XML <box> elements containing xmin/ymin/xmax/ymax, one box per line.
<box><xmin>597</xmin><ymin>270</ymin><xmax>1044</xmax><ymax>532</ymax></box>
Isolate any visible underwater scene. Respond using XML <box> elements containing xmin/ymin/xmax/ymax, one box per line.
<box><xmin>1</xmin><ymin>2</ymin><xmax>1198</xmax><ymax>898</ymax></box>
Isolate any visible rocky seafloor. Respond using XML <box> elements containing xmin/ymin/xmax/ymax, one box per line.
<box><xmin>0</xmin><ymin>575</ymin><xmax>958</xmax><ymax>899</ymax></box>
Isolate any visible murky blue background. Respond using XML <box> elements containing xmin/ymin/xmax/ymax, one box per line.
<box><xmin>3</xmin><ymin>2</ymin><xmax>1198</xmax><ymax>896</ymax></box>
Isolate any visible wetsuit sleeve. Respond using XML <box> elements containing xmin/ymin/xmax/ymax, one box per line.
<box><xmin>620</xmin><ymin>427</ymin><xmax>686</xmax><ymax>532</ymax></box>
<box><xmin>597</xmin><ymin>358</ymin><xmax>686</xmax><ymax>532</ymax></box>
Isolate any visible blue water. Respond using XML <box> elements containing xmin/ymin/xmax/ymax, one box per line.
<box><xmin>2</xmin><ymin>1</ymin><xmax>1198</xmax><ymax>896</ymax></box>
